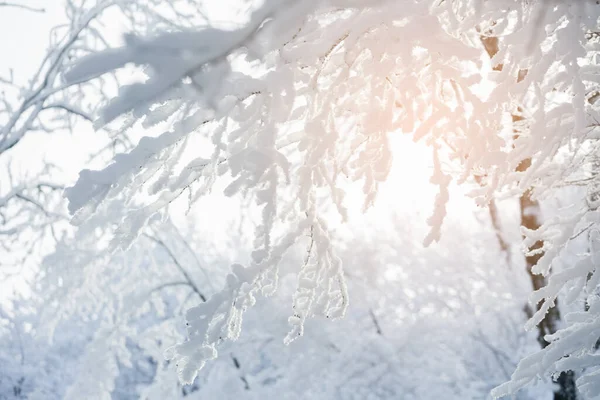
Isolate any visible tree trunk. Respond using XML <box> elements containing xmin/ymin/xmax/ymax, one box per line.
<box><xmin>518</xmin><ymin>160</ymin><xmax>577</xmax><ymax>399</ymax></box>
<box><xmin>480</xmin><ymin>34</ymin><xmax>577</xmax><ymax>399</ymax></box>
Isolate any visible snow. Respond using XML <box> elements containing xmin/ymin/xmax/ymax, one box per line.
<box><xmin>4</xmin><ymin>0</ymin><xmax>600</xmax><ymax>399</ymax></box>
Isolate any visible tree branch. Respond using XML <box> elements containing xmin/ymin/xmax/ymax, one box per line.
<box><xmin>149</xmin><ymin>281</ymin><xmax>193</xmax><ymax>295</ymax></box>
<box><xmin>368</xmin><ymin>308</ymin><xmax>384</xmax><ymax>336</ymax></box>
<box><xmin>143</xmin><ymin>233</ymin><xmax>206</xmax><ymax>302</ymax></box>
<box><xmin>42</xmin><ymin>103</ymin><xmax>93</xmax><ymax>122</ymax></box>
<box><xmin>0</xmin><ymin>2</ymin><xmax>45</xmax><ymax>13</ymax></box>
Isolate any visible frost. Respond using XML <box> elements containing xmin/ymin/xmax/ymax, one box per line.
<box><xmin>53</xmin><ymin>0</ymin><xmax>600</xmax><ymax>393</ymax></box>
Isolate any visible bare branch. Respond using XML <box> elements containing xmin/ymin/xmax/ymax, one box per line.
<box><xmin>368</xmin><ymin>308</ymin><xmax>383</xmax><ymax>336</ymax></box>
<box><xmin>0</xmin><ymin>2</ymin><xmax>45</xmax><ymax>13</ymax></box>
<box><xmin>149</xmin><ymin>281</ymin><xmax>193</xmax><ymax>294</ymax></box>
<box><xmin>142</xmin><ymin>233</ymin><xmax>207</xmax><ymax>302</ymax></box>
<box><xmin>0</xmin><ymin>1</ymin><xmax>116</xmax><ymax>154</ymax></box>
<box><xmin>41</xmin><ymin>103</ymin><xmax>93</xmax><ymax>122</ymax></box>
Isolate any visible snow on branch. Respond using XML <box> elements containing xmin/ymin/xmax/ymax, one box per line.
<box><xmin>60</xmin><ymin>0</ymin><xmax>600</xmax><ymax>393</ymax></box>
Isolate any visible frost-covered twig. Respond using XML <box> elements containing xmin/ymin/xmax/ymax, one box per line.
<box><xmin>0</xmin><ymin>2</ymin><xmax>45</xmax><ymax>13</ymax></box>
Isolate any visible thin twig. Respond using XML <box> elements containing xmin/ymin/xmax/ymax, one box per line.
<box><xmin>368</xmin><ymin>308</ymin><xmax>383</xmax><ymax>336</ymax></box>
<box><xmin>0</xmin><ymin>2</ymin><xmax>45</xmax><ymax>13</ymax></box>
<box><xmin>143</xmin><ymin>233</ymin><xmax>206</xmax><ymax>302</ymax></box>
<box><xmin>149</xmin><ymin>281</ymin><xmax>193</xmax><ymax>295</ymax></box>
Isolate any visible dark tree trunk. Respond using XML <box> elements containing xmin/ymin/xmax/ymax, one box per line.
<box><xmin>518</xmin><ymin>162</ymin><xmax>576</xmax><ymax>400</ymax></box>
<box><xmin>479</xmin><ymin>33</ymin><xmax>578</xmax><ymax>400</ymax></box>
<box><xmin>554</xmin><ymin>371</ymin><xmax>578</xmax><ymax>400</ymax></box>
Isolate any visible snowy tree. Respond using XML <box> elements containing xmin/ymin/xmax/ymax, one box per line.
<box><xmin>0</xmin><ymin>1</ymin><xmax>248</xmax><ymax>398</ymax></box>
<box><xmin>5</xmin><ymin>0</ymin><xmax>600</xmax><ymax>398</ymax></box>
<box><xmin>58</xmin><ymin>0</ymin><xmax>600</xmax><ymax>397</ymax></box>
<box><xmin>0</xmin><ymin>0</ymin><xmax>218</xmax><ymax>278</ymax></box>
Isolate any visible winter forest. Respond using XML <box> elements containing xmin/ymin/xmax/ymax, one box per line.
<box><xmin>4</xmin><ymin>0</ymin><xmax>600</xmax><ymax>399</ymax></box>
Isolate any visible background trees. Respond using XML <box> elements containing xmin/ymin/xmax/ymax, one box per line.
<box><xmin>2</xmin><ymin>0</ymin><xmax>600</xmax><ymax>399</ymax></box>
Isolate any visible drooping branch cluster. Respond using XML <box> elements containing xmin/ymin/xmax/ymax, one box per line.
<box><xmin>59</xmin><ymin>0</ymin><xmax>600</xmax><ymax>395</ymax></box>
